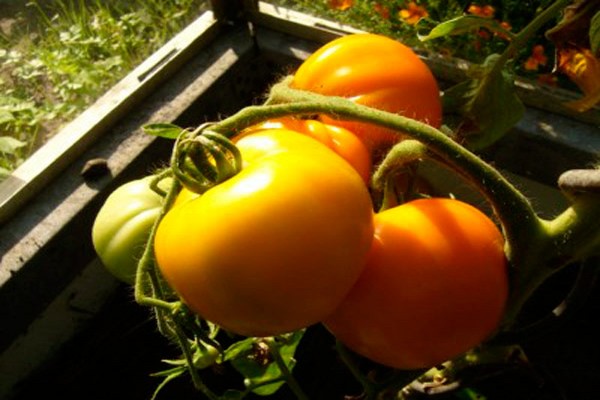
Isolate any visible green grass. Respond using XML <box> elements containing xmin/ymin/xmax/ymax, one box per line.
<box><xmin>0</xmin><ymin>0</ymin><xmax>209</xmax><ymax>180</ymax></box>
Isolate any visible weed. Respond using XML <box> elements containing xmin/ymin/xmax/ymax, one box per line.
<box><xmin>0</xmin><ymin>0</ymin><xmax>208</xmax><ymax>180</ymax></box>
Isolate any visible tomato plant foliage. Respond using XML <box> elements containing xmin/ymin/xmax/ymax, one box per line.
<box><xmin>89</xmin><ymin>18</ymin><xmax>600</xmax><ymax>398</ymax></box>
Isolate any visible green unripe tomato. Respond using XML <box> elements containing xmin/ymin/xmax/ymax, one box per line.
<box><xmin>92</xmin><ymin>175</ymin><xmax>170</xmax><ymax>284</ymax></box>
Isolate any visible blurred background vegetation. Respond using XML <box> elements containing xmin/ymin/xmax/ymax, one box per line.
<box><xmin>1</xmin><ymin>0</ymin><xmax>596</xmax><ymax>180</ymax></box>
<box><xmin>274</xmin><ymin>0</ymin><xmax>561</xmax><ymax>78</ymax></box>
<box><xmin>0</xmin><ymin>0</ymin><xmax>209</xmax><ymax>179</ymax></box>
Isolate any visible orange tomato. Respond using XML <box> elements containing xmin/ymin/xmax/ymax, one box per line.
<box><xmin>292</xmin><ymin>33</ymin><xmax>442</xmax><ymax>156</ymax></box>
<box><xmin>324</xmin><ymin>198</ymin><xmax>508</xmax><ymax>369</ymax></box>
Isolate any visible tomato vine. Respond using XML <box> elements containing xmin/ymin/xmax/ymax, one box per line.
<box><xmin>92</xmin><ymin>1</ymin><xmax>600</xmax><ymax>397</ymax></box>
<box><xmin>134</xmin><ymin>78</ymin><xmax>600</xmax><ymax>397</ymax></box>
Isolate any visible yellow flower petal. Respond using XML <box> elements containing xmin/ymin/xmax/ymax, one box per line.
<box><xmin>328</xmin><ymin>0</ymin><xmax>353</xmax><ymax>11</ymax></box>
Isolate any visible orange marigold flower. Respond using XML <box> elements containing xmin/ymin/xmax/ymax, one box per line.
<box><xmin>558</xmin><ymin>47</ymin><xmax>600</xmax><ymax>112</ymax></box>
<box><xmin>374</xmin><ymin>3</ymin><xmax>390</xmax><ymax>19</ymax></box>
<box><xmin>524</xmin><ymin>45</ymin><xmax>548</xmax><ymax>71</ymax></box>
<box><xmin>496</xmin><ymin>21</ymin><xmax>512</xmax><ymax>40</ymax></box>
<box><xmin>467</xmin><ymin>4</ymin><xmax>495</xmax><ymax>18</ymax></box>
<box><xmin>399</xmin><ymin>1</ymin><xmax>429</xmax><ymax>25</ymax></box>
<box><xmin>328</xmin><ymin>0</ymin><xmax>353</xmax><ymax>11</ymax></box>
<box><xmin>477</xmin><ymin>29</ymin><xmax>491</xmax><ymax>40</ymax></box>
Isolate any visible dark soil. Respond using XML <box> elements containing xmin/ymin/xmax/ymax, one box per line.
<box><xmin>9</xmin><ymin>259</ymin><xmax>600</xmax><ymax>400</ymax></box>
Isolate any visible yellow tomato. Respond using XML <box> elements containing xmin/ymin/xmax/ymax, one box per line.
<box><xmin>154</xmin><ymin>129</ymin><xmax>375</xmax><ymax>337</ymax></box>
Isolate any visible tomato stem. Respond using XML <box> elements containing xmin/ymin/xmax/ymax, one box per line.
<box><xmin>133</xmin><ymin>172</ymin><xmax>226</xmax><ymax>397</ymax></box>
<box><xmin>133</xmin><ymin>172</ymin><xmax>181</xmax><ymax>312</ymax></box>
<box><xmin>172</xmin><ymin>319</ymin><xmax>220</xmax><ymax>399</ymax></box>
<box><xmin>398</xmin><ymin>345</ymin><xmax>526</xmax><ymax>399</ymax></box>
<box><xmin>334</xmin><ymin>340</ymin><xmax>380</xmax><ymax>398</ymax></box>
<box><xmin>155</xmin><ymin>66</ymin><xmax>599</xmax><ymax>396</ymax></box>
<box><xmin>334</xmin><ymin>339</ymin><xmax>429</xmax><ymax>399</ymax></box>
<box><xmin>213</xmin><ymin>79</ymin><xmax>541</xmax><ymax>264</ymax></box>
<box><xmin>266</xmin><ymin>338</ymin><xmax>310</xmax><ymax>400</ymax></box>
<box><xmin>488</xmin><ymin>0</ymin><xmax>571</xmax><ymax>78</ymax></box>
<box><xmin>171</xmin><ymin>127</ymin><xmax>243</xmax><ymax>194</ymax></box>
<box><xmin>210</xmin><ymin>80</ymin><xmax>600</xmax><ymax>335</ymax></box>
<box><xmin>501</xmin><ymin>191</ymin><xmax>600</xmax><ymax>327</ymax></box>
<box><xmin>372</xmin><ymin>140</ymin><xmax>428</xmax><ymax>211</ymax></box>
<box><xmin>371</xmin><ymin>139</ymin><xmax>427</xmax><ymax>191</ymax></box>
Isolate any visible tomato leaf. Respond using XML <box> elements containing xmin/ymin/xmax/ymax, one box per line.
<box><xmin>546</xmin><ymin>0</ymin><xmax>600</xmax><ymax>51</ymax></box>
<box><xmin>443</xmin><ymin>54</ymin><xmax>525</xmax><ymax>150</ymax></box>
<box><xmin>142</xmin><ymin>123</ymin><xmax>183</xmax><ymax>139</ymax></box>
<box><xmin>419</xmin><ymin>15</ymin><xmax>511</xmax><ymax>41</ymax></box>
<box><xmin>150</xmin><ymin>369</ymin><xmax>185</xmax><ymax>400</ymax></box>
<box><xmin>227</xmin><ymin>331</ymin><xmax>304</xmax><ymax>396</ymax></box>
<box><xmin>223</xmin><ymin>337</ymin><xmax>257</xmax><ymax>362</ymax></box>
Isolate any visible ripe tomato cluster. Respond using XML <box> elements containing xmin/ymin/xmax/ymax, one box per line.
<box><xmin>92</xmin><ymin>33</ymin><xmax>509</xmax><ymax>370</ymax></box>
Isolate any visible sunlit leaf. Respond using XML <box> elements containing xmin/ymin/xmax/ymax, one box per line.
<box><xmin>443</xmin><ymin>54</ymin><xmax>525</xmax><ymax>150</ymax></box>
<box><xmin>223</xmin><ymin>337</ymin><xmax>257</xmax><ymax>362</ymax></box>
<box><xmin>419</xmin><ymin>15</ymin><xmax>512</xmax><ymax>41</ymax></box>
<box><xmin>142</xmin><ymin>123</ymin><xmax>183</xmax><ymax>139</ymax></box>
<box><xmin>0</xmin><ymin>136</ymin><xmax>27</xmax><ymax>154</ymax></box>
<box><xmin>0</xmin><ymin>110</ymin><xmax>15</xmax><ymax>125</ymax></box>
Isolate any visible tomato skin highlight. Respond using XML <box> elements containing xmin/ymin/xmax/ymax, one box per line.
<box><xmin>293</xmin><ymin>119</ymin><xmax>372</xmax><ymax>184</ymax></box>
<box><xmin>292</xmin><ymin>33</ymin><xmax>442</xmax><ymax>155</ymax></box>
<box><xmin>324</xmin><ymin>198</ymin><xmax>508</xmax><ymax>370</ymax></box>
<box><xmin>241</xmin><ymin>118</ymin><xmax>372</xmax><ymax>183</ymax></box>
<box><xmin>154</xmin><ymin>129</ymin><xmax>375</xmax><ymax>337</ymax></box>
